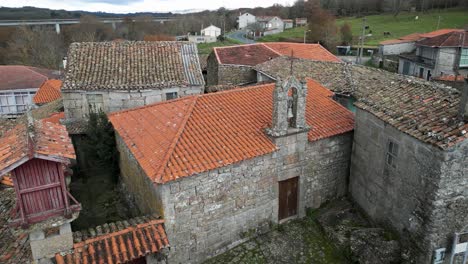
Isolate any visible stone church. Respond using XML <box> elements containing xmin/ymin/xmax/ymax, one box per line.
<box><xmin>109</xmin><ymin>77</ymin><xmax>354</xmax><ymax>263</ymax></box>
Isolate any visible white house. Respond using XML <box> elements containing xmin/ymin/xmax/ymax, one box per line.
<box><xmin>237</xmin><ymin>12</ymin><xmax>256</xmax><ymax>30</ymax></box>
<box><xmin>201</xmin><ymin>25</ymin><xmax>221</xmax><ymax>38</ymax></box>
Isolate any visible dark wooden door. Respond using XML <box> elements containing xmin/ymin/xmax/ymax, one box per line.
<box><xmin>278</xmin><ymin>177</ymin><xmax>298</xmax><ymax>220</ymax></box>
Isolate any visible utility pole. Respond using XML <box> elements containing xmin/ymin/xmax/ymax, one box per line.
<box><xmin>356</xmin><ymin>18</ymin><xmax>366</xmax><ymax>64</ymax></box>
<box><xmin>304</xmin><ymin>29</ymin><xmax>311</xmax><ymax>44</ymax></box>
<box><xmin>436</xmin><ymin>15</ymin><xmax>441</xmax><ymax>30</ymax></box>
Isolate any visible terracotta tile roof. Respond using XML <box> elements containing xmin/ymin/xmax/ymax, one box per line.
<box><xmin>380</xmin><ymin>33</ymin><xmax>422</xmax><ymax>45</ymax></box>
<box><xmin>264</xmin><ymin>43</ymin><xmax>342</xmax><ymax>62</ymax></box>
<box><xmin>0</xmin><ymin>175</ymin><xmax>13</xmax><ymax>187</ymax></box>
<box><xmin>63</xmin><ymin>41</ymin><xmax>204</xmax><ymax>91</ymax></box>
<box><xmin>110</xmin><ymin>79</ymin><xmax>354</xmax><ymax>184</ymax></box>
<box><xmin>33</xmin><ymin>79</ymin><xmax>62</xmax><ymax>104</ymax></box>
<box><xmin>55</xmin><ymin>215</ymin><xmax>169</xmax><ymax>264</ymax></box>
<box><xmin>214</xmin><ymin>44</ymin><xmax>281</xmax><ymax>66</ymax></box>
<box><xmin>0</xmin><ymin>119</ymin><xmax>75</xmax><ymax>175</ymax></box>
<box><xmin>42</xmin><ymin>112</ymin><xmax>65</xmax><ymax>124</ymax></box>
<box><xmin>255</xmin><ymin>56</ymin><xmax>467</xmax><ymax>149</ymax></box>
<box><xmin>419</xmin><ymin>28</ymin><xmax>463</xmax><ymax>38</ymax></box>
<box><xmin>213</xmin><ymin>43</ymin><xmax>340</xmax><ymax>67</ymax></box>
<box><xmin>433</xmin><ymin>75</ymin><xmax>466</xmax><ymax>82</ymax></box>
<box><xmin>417</xmin><ymin>30</ymin><xmax>468</xmax><ymax>47</ymax></box>
<box><xmin>0</xmin><ymin>66</ymin><xmax>60</xmax><ymax>91</ymax></box>
<box><xmin>0</xmin><ymin>188</ymin><xmax>31</xmax><ymax>264</ymax></box>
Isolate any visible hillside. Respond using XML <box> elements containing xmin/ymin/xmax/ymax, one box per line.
<box><xmin>259</xmin><ymin>8</ymin><xmax>468</xmax><ymax>46</ymax></box>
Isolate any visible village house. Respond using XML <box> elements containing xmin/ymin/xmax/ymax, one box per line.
<box><xmin>0</xmin><ymin>66</ymin><xmax>60</xmax><ymax>117</ymax></box>
<box><xmin>201</xmin><ymin>25</ymin><xmax>221</xmax><ymax>38</ymax></box>
<box><xmin>398</xmin><ymin>30</ymin><xmax>468</xmax><ymax>80</ymax></box>
<box><xmin>206</xmin><ymin>43</ymin><xmax>341</xmax><ymax>87</ymax></box>
<box><xmin>188</xmin><ymin>25</ymin><xmax>221</xmax><ymax>44</ymax></box>
<box><xmin>256</xmin><ymin>16</ymin><xmax>284</xmax><ymax>36</ymax></box>
<box><xmin>62</xmin><ymin>41</ymin><xmax>205</xmax><ymax>124</ymax></box>
<box><xmin>255</xmin><ymin>56</ymin><xmax>468</xmax><ymax>263</ymax></box>
<box><xmin>283</xmin><ymin>19</ymin><xmax>294</xmax><ymax>29</ymax></box>
<box><xmin>33</xmin><ymin>79</ymin><xmax>62</xmax><ymax>106</ymax></box>
<box><xmin>295</xmin><ymin>18</ymin><xmax>307</xmax><ymax>27</ymax></box>
<box><xmin>109</xmin><ymin>77</ymin><xmax>355</xmax><ymax>263</ymax></box>
<box><xmin>237</xmin><ymin>12</ymin><xmax>256</xmax><ymax>30</ymax></box>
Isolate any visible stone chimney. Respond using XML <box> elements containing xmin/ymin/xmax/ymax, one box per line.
<box><xmin>458</xmin><ymin>78</ymin><xmax>468</xmax><ymax>121</ymax></box>
<box><xmin>266</xmin><ymin>77</ymin><xmax>310</xmax><ymax>137</ymax></box>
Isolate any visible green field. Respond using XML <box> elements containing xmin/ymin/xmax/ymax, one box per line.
<box><xmin>259</xmin><ymin>8</ymin><xmax>468</xmax><ymax>46</ymax></box>
<box><xmin>197</xmin><ymin>38</ymin><xmax>242</xmax><ymax>55</ymax></box>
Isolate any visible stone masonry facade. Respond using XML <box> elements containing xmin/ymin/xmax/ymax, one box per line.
<box><xmin>63</xmin><ymin>86</ymin><xmax>203</xmax><ymax>120</ymax></box>
<box><xmin>206</xmin><ymin>55</ymin><xmax>257</xmax><ymax>86</ymax></box>
<box><xmin>349</xmin><ymin>108</ymin><xmax>468</xmax><ymax>263</ymax></box>
<box><xmin>114</xmin><ymin>129</ymin><xmax>353</xmax><ymax>263</ymax></box>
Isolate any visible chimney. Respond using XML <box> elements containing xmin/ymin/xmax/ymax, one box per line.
<box><xmin>458</xmin><ymin>78</ymin><xmax>468</xmax><ymax>121</ymax></box>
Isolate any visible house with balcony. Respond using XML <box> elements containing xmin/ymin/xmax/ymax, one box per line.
<box><xmin>398</xmin><ymin>30</ymin><xmax>468</xmax><ymax>80</ymax></box>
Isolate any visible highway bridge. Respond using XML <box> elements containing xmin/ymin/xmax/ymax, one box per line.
<box><xmin>0</xmin><ymin>17</ymin><xmax>175</xmax><ymax>33</ymax></box>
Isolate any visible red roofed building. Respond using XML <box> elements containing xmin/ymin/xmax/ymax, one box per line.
<box><xmin>109</xmin><ymin>77</ymin><xmax>354</xmax><ymax>263</ymax></box>
<box><xmin>207</xmin><ymin>43</ymin><xmax>341</xmax><ymax>87</ymax></box>
<box><xmin>33</xmin><ymin>79</ymin><xmax>62</xmax><ymax>105</ymax></box>
<box><xmin>0</xmin><ymin>66</ymin><xmax>60</xmax><ymax>117</ymax></box>
<box><xmin>399</xmin><ymin>30</ymin><xmax>468</xmax><ymax>80</ymax></box>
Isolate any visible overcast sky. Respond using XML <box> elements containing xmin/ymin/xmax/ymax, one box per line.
<box><xmin>1</xmin><ymin>0</ymin><xmax>293</xmax><ymax>13</ymax></box>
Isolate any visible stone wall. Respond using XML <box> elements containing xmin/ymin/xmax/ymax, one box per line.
<box><xmin>380</xmin><ymin>42</ymin><xmax>415</xmax><ymax>56</ymax></box>
<box><xmin>435</xmin><ymin>47</ymin><xmax>457</xmax><ymax>76</ymax></box>
<box><xmin>349</xmin><ymin>108</ymin><xmax>467</xmax><ymax>263</ymax></box>
<box><xmin>160</xmin><ymin>131</ymin><xmax>353</xmax><ymax>263</ymax></box>
<box><xmin>115</xmin><ymin>133</ymin><xmax>165</xmax><ymax>216</ymax></box>
<box><xmin>206</xmin><ymin>55</ymin><xmax>257</xmax><ymax>87</ymax></box>
<box><xmin>63</xmin><ymin>86</ymin><xmax>203</xmax><ymax>121</ymax></box>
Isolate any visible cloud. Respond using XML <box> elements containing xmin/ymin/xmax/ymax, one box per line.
<box><xmin>78</xmin><ymin>0</ymin><xmax>144</xmax><ymax>5</ymax></box>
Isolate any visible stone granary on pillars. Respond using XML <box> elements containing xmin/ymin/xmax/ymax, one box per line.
<box><xmin>62</xmin><ymin>41</ymin><xmax>205</xmax><ymax>125</ymax></box>
<box><xmin>109</xmin><ymin>77</ymin><xmax>354</xmax><ymax>263</ymax></box>
<box><xmin>206</xmin><ymin>43</ymin><xmax>341</xmax><ymax>87</ymax></box>
<box><xmin>0</xmin><ymin>109</ymin><xmax>171</xmax><ymax>263</ymax></box>
<box><xmin>350</xmin><ymin>80</ymin><xmax>468</xmax><ymax>263</ymax></box>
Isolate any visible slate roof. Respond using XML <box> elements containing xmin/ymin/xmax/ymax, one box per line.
<box><xmin>109</xmin><ymin>79</ymin><xmax>354</xmax><ymax>184</ymax></box>
<box><xmin>0</xmin><ymin>118</ymin><xmax>75</xmax><ymax>175</ymax></box>
<box><xmin>417</xmin><ymin>30</ymin><xmax>468</xmax><ymax>48</ymax></box>
<box><xmin>0</xmin><ymin>188</ymin><xmax>31</xmax><ymax>264</ymax></box>
<box><xmin>56</xmin><ymin>215</ymin><xmax>169</xmax><ymax>264</ymax></box>
<box><xmin>213</xmin><ymin>43</ymin><xmax>341</xmax><ymax>67</ymax></box>
<box><xmin>255</xmin><ymin>56</ymin><xmax>468</xmax><ymax>149</ymax></box>
<box><xmin>63</xmin><ymin>41</ymin><xmax>204</xmax><ymax>91</ymax></box>
<box><xmin>0</xmin><ymin>66</ymin><xmax>60</xmax><ymax>91</ymax></box>
<box><xmin>33</xmin><ymin>79</ymin><xmax>62</xmax><ymax>104</ymax></box>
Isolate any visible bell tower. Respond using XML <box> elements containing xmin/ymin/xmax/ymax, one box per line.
<box><xmin>266</xmin><ymin>77</ymin><xmax>310</xmax><ymax>137</ymax></box>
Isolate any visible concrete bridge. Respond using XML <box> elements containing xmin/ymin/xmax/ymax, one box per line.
<box><xmin>0</xmin><ymin>17</ymin><xmax>175</xmax><ymax>33</ymax></box>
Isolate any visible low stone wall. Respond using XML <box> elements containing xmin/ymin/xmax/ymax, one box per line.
<box><xmin>63</xmin><ymin>86</ymin><xmax>203</xmax><ymax>120</ymax></box>
<box><xmin>160</xmin><ymin>131</ymin><xmax>353</xmax><ymax>263</ymax></box>
<box><xmin>349</xmin><ymin>108</ymin><xmax>467</xmax><ymax>262</ymax></box>
<box><xmin>217</xmin><ymin>65</ymin><xmax>257</xmax><ymax>86</ymax></box>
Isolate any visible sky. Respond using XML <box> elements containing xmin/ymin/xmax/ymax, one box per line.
<box><xmin>0</xmin><ymin>0</ymin><xmax>293</xmax><ymax>13</ymax></box>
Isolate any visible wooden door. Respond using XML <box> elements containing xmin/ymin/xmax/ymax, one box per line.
<box><xmin>278</xmin><ymin>177</ymin><xmax>298</xmax><ymax>221</ymax></box>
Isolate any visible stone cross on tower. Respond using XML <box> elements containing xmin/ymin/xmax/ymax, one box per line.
<box><xmin>266</xmin><ymin>76</ymin><xmax>310</xmax><ymax>137</ymax></box>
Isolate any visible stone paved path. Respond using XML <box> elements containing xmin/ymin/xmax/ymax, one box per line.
<box><xmin>204</xmin><ymin>213</ymin><xmax>349</xmax><ymax>264</ymax></box>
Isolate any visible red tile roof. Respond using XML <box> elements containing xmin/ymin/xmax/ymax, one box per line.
<box><xmin>42</xmin><ymin>112</ymin><xmax>65</xmax><ymax>124</ymax></box>
<box><xmin>417</xmin><ymin>30</ymin><xmax>468</xmax><ymax>47</ymax></box>
<box><xmin>213</xmin><ymin>43</ymin><xmax>341</xmax><ymax>66</ymax></box>
<box><xmin>379</xmin><ymin>29</ymin><xmax>463</xmax><ymax>45</ymax></box>
<box><xmin>110</xmin><ymin>79</ymin><xmax>354</xmax><ymax>184</ymax></box>
<box><xmin>33</xmin><ymin>79</ymin><xmax>62</xmax><ymax>104</ymax></box>
<box><xmin>433</xmin><ymin>75</ymin><xmax>466</xmax><ymax>82</ymax></box>
<box><xmin>55</xmin><ymin>216</ymin><xmax>169</xmax><ymax>264</ymax></box>
<box><xmin>264</xmin><ymin>43</ymin><xmax>342</xmax><ymax>62</ymax></box>
<box><xmin>0</xmin><ymin>66</ymin><xmax>60</xmax><ymax>91</ymax></box>
<box><xmin>214</xmin><ymin>44</ymin><xmax>281</xmax><ymax>66</ymax></box>
<box><xmin>0</xmin><ymin>175</ymin><xmax>13</xmax><ymax>187</ymax></box>
<box><xmin>419</xmin><ymin>28</ymin><xmax>463</xmax><ymax>38</ymax></box>
<box><xmin>0</xmin><ymin>119</ymin><xmax>75</xmax><ymax>175</ymax></box>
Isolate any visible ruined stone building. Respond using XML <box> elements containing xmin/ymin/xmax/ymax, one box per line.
<box><xmin>62</xmin><ymin>41</ymin><xmax>205</xmax><ymax>124</ymax></box>
<box><xmin>206</xmin><ymin>43</ymin><xmax>341</xmax><ymax>87</ymax></box>
<box><xmin>109</xmin><ymin>77</ymin><xmax>354</xmax><ymax>263</ymax></box>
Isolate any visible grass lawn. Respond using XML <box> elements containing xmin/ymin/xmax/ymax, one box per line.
<box><xmin>197</xmin><ymin>38</ymin><xmax>243</xmax><ymax>55</ymax></box>
<box><xmin>259</xmin><ymin>8</ymin><xmax>468</xmax><ymax>46</ymax></box>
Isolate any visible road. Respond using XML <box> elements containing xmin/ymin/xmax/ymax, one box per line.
<box><xmin>228</xmin><ymin>30</ymin><xmax>255</xmax><ymax>44</ymax></box>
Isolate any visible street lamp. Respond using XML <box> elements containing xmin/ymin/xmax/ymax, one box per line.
<box><xmin>304</xmin><ymin>29</ymin><xmax>311</xmax><ymax>44</ymax></box>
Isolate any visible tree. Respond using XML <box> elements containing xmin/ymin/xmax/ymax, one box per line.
<box><xmin>5</xmin><ymin>26</ymin><xmax>64</xmax><ymax>69</ymax></box>
<box><xmin>64</xmin><ymin>15</ymin><xmax>114</xmax><ymax>43</ymax></box>
<box><xmin>305</xmin><ymin>0</ymin><xmax>339</xmax><ymax>50</ymax></box>
<box><xmin>340</xmin><ymin>22</ymin><xmax>353</xmax><ymax>45</ymax></box>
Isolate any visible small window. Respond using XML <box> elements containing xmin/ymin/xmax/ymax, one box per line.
<box><xmin>166</xmin><ymin>92</ymin><xmax>178</xmax><ymax>100</ymax></box>
<box><xmin>386</xmin><ymin>140</ymin><xmax>399</xmax><ymax>168</ymax></box>
<box><xmin>460</xmin><ymin>48</ymin><xmax>468</xmax><ymax>68</ymax></box>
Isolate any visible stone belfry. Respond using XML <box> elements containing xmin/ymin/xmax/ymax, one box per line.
<box><xmin>266</xmin><ymin>76</ymin><xmax>310</xmax><ymax>137</ymax></box>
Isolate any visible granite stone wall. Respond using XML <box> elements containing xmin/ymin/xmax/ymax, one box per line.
<box><xmin>63</xmin><ymin>86</ymin><xmax>203</xmax><ymax>121</ymax></box>
<box><xmin>206</xmin><ymin>55</ymin><xmax>257</xmax><ymax>87</ymax></box>
<box><xmin>349</xmin><ymin>108</ymin><xmax>468</xmax><ymax>263</ymax></box>
<box><xmin>160</xmin><ymin>131</ymin><xmax>353</xmax><ymax>263</ymax></box>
